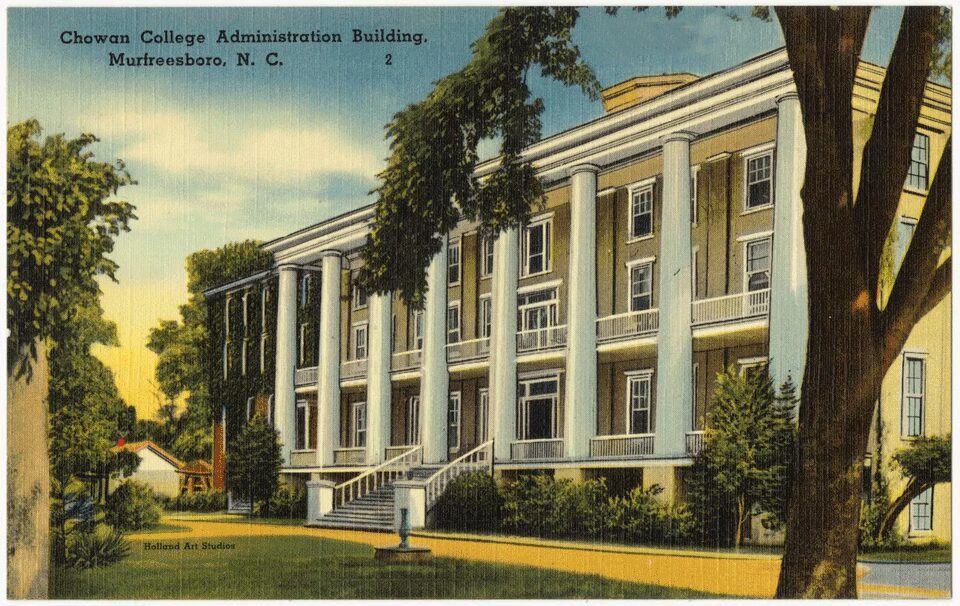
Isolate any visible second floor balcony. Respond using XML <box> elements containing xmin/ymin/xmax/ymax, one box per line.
<box><xmin>341</xmin><ymin>358</ymin><xmax>367</xmax><ymax>380</ymax></box>
<box><xmin>447</xmin><ymin>337</ymin><xmax>490</xmax><ymax>364</ymax></box>
<box><xmin>391</xmin><ymin>349</ymin><xmax>422</xmax><ymax>372</ymax></box>
<box><xmin>692</xmin><ymin>288</ymin><xmax>770</xmax><ymax>327</ymax></box>
<box><xmin>597</xmin><ymin>308</ymin><xmax>659</xmax><ymax>343</ymax></box>
<box><xmin>517</xmin><ymin>325</ymin><xmax>567</xmax><ymax>354</ymax></box>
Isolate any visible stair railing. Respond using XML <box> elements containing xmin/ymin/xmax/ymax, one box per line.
<box><xmin>423</xmin><ymin>440</ymin><xmax>494</xmax><ymax>510</ymax></box>
<box><xmin>333</xmin><ymin>445</ymin><xmax>423</xmax><ymax>508</ymax></box>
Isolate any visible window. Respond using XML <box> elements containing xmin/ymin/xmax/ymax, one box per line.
<box><xmin>479</xmin><ymin>296</ymin><xmax>492</xmax><ymax>338</ymax></box>
<box><xmin>902</xmin><ymin>355</ymin><xmax>925</xmax><ymax>437</ymax></box>
<box><xmin>406</xmin><ymin>396</ymin><xmax>421</xmax><ymax>445</ymax></box>
<box><xmin>630</xmin><ymin>184</ymin><xmax>654</xmax><ymax>239</ymax></box>
<box><xmin>242</xmin><ymin>292</ymin><xmax>250</xmax><ymax>331</ymax></box>
<box><xmin>267</xmin><ymin>394</ymin><xmax>274</xmax><ymax>426</ymax></box>
<box><xmin>907</xmin><ymin>133</ymin><xmax>930</xmax><ymax>190</ymax></box>
<box><xmin>260</xmin><ymin>287</ymin><xmax>268</xmax><ymax>333</ymax></box>
<box><xmin>353</xmin><ymin>323</ymin><xmax>368</xmax><ymax>360</ymax></box>
<box><xmin>447</xmin><ymin>302</ymin><xmax>461</xmax><ymax>343</ymax></box>
<box><xmin>745</xmin><ymin>152</ymin><xmax>773</xmax><ymax>209</ymax></box>
<box><xmin>627</xmin><ymin>372</ymin><xmax>653</xmax><ymax>435</ymax></box>
<box><xmin>246</xmin><ymin>396</ymin><xmax>255</xmax><ymax>422</ymax></box>
<box><xmin>518</xmin><ymin>288</ymin><xmax>558</xmax><ymax>331</ymax></box>
<box><xmin>413</xmin><ymin>311</ymin><xmax>424</xmax><ymax>350</ymax></box>
<box><xmin>692</xmin><ymin>363</ymin><xmax>699</xmax><ymax>431</ymax></box>
<box><xmin>352</xmin><ymin>401</ymin><xmax>367</xmax><ymax>448</ymax></box>
<box><xmin>222</xmin><ymin>343</ymin><xmax>228</xmax><ymax>379</ymax></box>
<box><xmin>629</xmin><ymin>262</ymin><xmax>653</xmax><ymax>312</ymax></box>
<box><xmin>295</xmin><ymin>399</ymin><xmax>317</xmax><ymax>450</ymax></box>
<box><xmin>480</xmin><ymin>235</ymin><xmax>494</xmax><ymax>278</ymax></box>
<box><xmin>298</xmin><ymin>323</ymin><xmax>308</xmax><ymax>366</ymax></box>
<box><xmin>353</xmin><ymin>284</ymin><xmax>368</xmax><ymax>310</ymax></box>
<box><xmin>478</xmin><ymin>388</ymin><xmax>490</xmax><ymax>441</ymax></box>
<box><xmin>241</xmin><ymin>339</ymin><xmax>248</xmax><ymax>376</ymax></box>
<box><xmin>691</xmin><ymin>247</ymin><xmax>699</xmax><ymax>299</ymax></box>
<box><xmin>260</xmin><ymin>334</ymin><xmax>268</xmax><ymax>374</ymax></box>
<box><xmin>517</xmin><ymin>377</ymin><xmax>559</xmax><ymax>440</ymax></box>
<box><xmin>895</xmin><ymin>217</ymin><xmax>918</xmax><ymax>274</ymax></box>
<box><xmin>224</xmin><ymin>297</ymin><xmax>232</xmax><ymax>338</ymax></box>
<box><xmin>738</xmin><ymin>357</ymin><xmax>768</xmax><ymax>380</ymax></box>
<box><xmin>299</xmin><ymin>274</ymin><xmax>312</xmax><ymax>308</ymax></box>
<box><xmin>910</xmin><ymin>486</ymin><xmax>933</xmax><ymax>532</ymax></box>
<box><xmin>522</xmin><ymin>218</ymin><xmax>552</xmax><ymax>276</ymax></box>
<box><xmin>745</xmin><ymin>237</ymin><xmax>772</xmax><ymax>291</ymax></box>
<box><xmin>448</xmin><ymin>239</ymin><xmax>462</xmax><ymax>285</ymax></box>
<box><xmin>690</xmin><ymin>166</ymin><xmax>700</xmax><ymax>225</ymax></box>
<box><xmin>448</xmin><ymin>392</ymin><xmax>462</xmax><ymax>451</ymax></box>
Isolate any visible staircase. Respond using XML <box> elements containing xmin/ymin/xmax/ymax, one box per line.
<box><xmin>308</xmin><ymin>466</ymin><xmax>440</xmax><ymax>532</ymax></box>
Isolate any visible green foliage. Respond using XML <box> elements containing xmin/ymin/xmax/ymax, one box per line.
<box><xmin>165</xmin><ymin>490</ymin><xmax>227</xmax><ymax>513</ymax></box>
<box><xmin>65</xmin><ymin>524</ymin><xmax>130</xmax><ymax>570</ymax></box>
<box><xmin>263</xmin><ymin>484</ymin><xmax>306</xmax><ymax>519</ymax></box>
<box><xmin>891</xmin><ymin>434</ymin><xmax>951</xmax><ymax>485</ymax></box>
<box><xmin>604</xmin><ymin>485</ymin><xmax>693</xmax><ymax>545</ymax></box>
<box><xmin>434</xmin><ymin>472</ymin><xmax>503</xmax><ymax>532</ymax></box>
<box><xmin>500</xmin><ymin>474</ymin><xmax>608</xmax><ymax>539</ymax></box>
<box><xmin>104</xmin><ymin>480</ymin><xmax>162</xmax><ymax>531</ymax></box>
<box><xmin>227</xmin><ymin>416</ymin><xmax>282</xmax><ymax>515</ymax></box>
<box><xmin>685</xmin><ymin>367</ymin><xmax>796</xmax><ymax>547</ymax></box>
<box><xmin>7</xmin><ymin>119</ymin><xmax>136</xmax><ymax>374</ymax></box>
<box><xmin>360</xmin><ymin>7</ymin><xmax>598</xmax><ymax>304</ymax></box>
<box><xmin>930</xmin><ymin>7</ymin><xmax>952</xmax><ymax>83</ymax></box>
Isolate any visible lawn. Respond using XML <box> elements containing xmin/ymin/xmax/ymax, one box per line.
<box><xmin>51</xmin><ymin>531</ymin><xmax>726</xmax><ymax>599</ymax></box>
<box><xmin>860</xmin><ymin>543</ymin><xmax>952</xmax><ymax>563</ymax></box>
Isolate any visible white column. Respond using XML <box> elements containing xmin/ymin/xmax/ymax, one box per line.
<box><xmin>565</xmin><ymin>164</ymin><xmax>600</xmax><ymax>459</ymax></box>
<box><xmin>274</xmin><ymin>265</ymin><xmax>299</xmax><ymax>465</ymax></box>
<box><xmin>366</xmin><ymin>291</ymin><xmax>392</xmax><ymax>465</ymax></box>
<box><xmin>316</xmin><ymin>251</ymin><xmax>342</xmax><ymax>467</ymax></box>
<box><xmin>490</xmin><ymin>227</ymin><xmax>519</xmax><ymax>461</ymax></box>
<box><xmin>419</xmin><ymin>238</ymin><xmax>449</xmax><ymax>464</ymax></box>
<box><xmin>769</xmin><ymin>92</ymin><xmax>808</xmax><ymax>395</ymax></box>
<box><xmin>655</xmin><ymin>132</ymin><xmax>694</xmax><ymax>457</ymax></box>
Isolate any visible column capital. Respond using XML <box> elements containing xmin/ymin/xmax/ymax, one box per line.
<box><xmin>317</xmin><ymin>249</ymin><xmax>342</xmax><ymax>260</ymax></box>
<box><xmin>276</xmin><ymin>263</ymin><xmax>301</xmax><ymax>272</ymax></box>
<box><xmin>660</xmin><ymin>130</ymin><xmax>696</xmax><ymax>145</ymax></box>
<box><xmin>568</xmin><ymin>163</ymin><xmax>600</xmax><ymax>177</ymax></box>
<box><xmin>776</xmin><ymin>91</ymin><xmax>800</xmax><ymax>105</ymax></box>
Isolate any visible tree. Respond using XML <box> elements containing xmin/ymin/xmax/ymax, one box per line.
<box><xmin>875</xmin><ymin>434</ymin><xmax>951</xmax><ymax>539</ymax></box>
<box><xmin>686</xmin><ymin>367</ymin><xmax>796</xmax><ymax>548</ymax></box>
<box><xmin>226</xmin><ymin>415</ymin><xmax>282</xmax><ymax>515</ymax></box>
<box><xmin>7</xmin><ymin>120</ymin><xmax>135</xmax><ymax>598</ymax></box>
<box><xmin>359</xmin><ymin>7</ymin><xmax>950</xmax><ymax>597</ymax></box>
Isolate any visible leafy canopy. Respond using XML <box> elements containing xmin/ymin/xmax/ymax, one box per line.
<box><xmin>892</xmin><ymin>434</ymin><xmax>951</xmax><ymax>485</ymax></box>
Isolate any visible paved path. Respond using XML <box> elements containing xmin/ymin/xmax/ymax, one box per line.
<box><xmin>139</xmin><ymin>516</ymin><xmax>948</xmax><ymax>599</ymax></box>
<box><xmin>858</xmin><ymin>561</ymin><xmax>951</xmax><ymax>599</ymax></box>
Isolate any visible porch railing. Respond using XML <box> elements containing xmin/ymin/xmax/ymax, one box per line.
<box><xmin>446</xmin><ymin>337</ymin><xmax>491</xmax><ymax>363</ymax></box>
<box><xmin>516</xmin><ymin>325</ymin><xmax>567</xmax><ymax>353</ymax></box>
<box><xmin>332</xmin><ymin>447</ymin><xmax>366</xmax><ymax>466</ymax></box>
<box><xmin>685</xmin><ymin>431</ymin><xmax>706</xmax><ymax>456</ymax></box>
<box><xmin>691</xmin><ymin>288</ymin><xmax>769</xmax><ymax>326</ymax></box>
<box><xmin>596</xmin><ymin>309</ymin><xmax>659</xmax><ymax>343</ymax></box>
<box><xmin>510</xmin><ymin>438</ymin><xmax>564</xmax><ymax>460</ymax></box>
<box><xmin>391</xmin><ymin>350</ymin><xmax>422</xmax><ymax>372</ymax></box>
<box><xmin>334</xmin><ymin>445</ymin><xmax>422</xmax><ymax>509</ymax></box>
<box><xmin>589</xmin><ymin>434</ymin><xmax>655</xmax><ymax>458</ymax></box>
<box><xmin>288</xmin><ymin>450</ymin><xmax>317</xmax><ymax>467</ymax></box>
<box><xmin>341</xmin><ymin>358</ymin><xmax>368</xmax><ymax>380</ymax></box>
<box><xmin>385</xmin><ymin>445</ymin><xmax>419</xmax><ymax>460</ymax></box>
<box><xmin>295</xmin><ymin>366</ymin><xmax>318</xmax><ymax>386</ymax></box>
<box><xmin>424</xmin><ymin>440</ymin><xmax>494</xmax><ymax>509</ymax></box>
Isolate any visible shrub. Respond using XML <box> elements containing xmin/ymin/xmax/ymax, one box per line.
<box><xmin>264</xmin><ymin>484</ymin><xmax>306</xmax><ymax>519</ymax></box>
<box><xmin>500</xmin><ymin>474</ymin><xmax>607</xmax><ymax>539</ymax></box>
<box><xmin>434</xmin><ymin>472</ymin><xmax>503</xmax><ymax>532</ymax></box>
<box><xmin>165</xmin><ymin>490</ymin><xmax>227</xmax><ymax>513</ymax></box>
<box><xmin>604</xmin><ymin>485</ymin><xmax>693</xmax><ymax>546</ymax></box>
<box><xmin>227</xmin><ymin>415</ymin><xmax>282</xmax><ymax>515</ymax></box>
<box><xmin>104</xmin><ymin>480</ymin><xmax>162</xmax><ymax>531</ymax></box>
<box><xmin>66</xmin><ymin>524</ymin><xmax>130</xmax><ymax>569</ymax></box>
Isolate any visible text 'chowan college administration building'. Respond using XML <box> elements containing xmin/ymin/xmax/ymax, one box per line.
<box><xmin>205</xmin><ymin>49</ymin><xmax>951</xmax><ymax>542</ymax></box>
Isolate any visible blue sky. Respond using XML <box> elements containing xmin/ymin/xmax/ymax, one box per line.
<box><xmin>8</xmin><ymin>6</ymin><xmax>906</xmax><ymax>414</ymax></box>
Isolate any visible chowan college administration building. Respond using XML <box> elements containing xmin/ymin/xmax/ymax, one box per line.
<box><xmin>206</xmin><ymin>49</ymin><xmax>951</xmax><ymax>542</ymax></box>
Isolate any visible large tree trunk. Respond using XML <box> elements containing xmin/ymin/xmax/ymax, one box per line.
<box><xmin>877</xmin><ymin>477</ymin><xmax>926</xmax><ymax>539</ymax></box>
<box><xmin>7</xmin><ymin>341</ymin><xmax>50</xmax><ymax>598</ymax></box>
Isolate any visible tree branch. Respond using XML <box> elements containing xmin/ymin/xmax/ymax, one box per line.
<box><xmin>855</xmin><ymin>7</ymin><xmax>942</xmax><ymax>296</ymax></box>
<box><xmin>880</xmin><ymin>137</ymin><xmax>952</xmax><ymax>368</ymax></box>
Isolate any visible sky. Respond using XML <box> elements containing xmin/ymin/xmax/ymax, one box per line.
<box><xmin>7</xmin><ymin>6</ymin><xmax>906</xmax><ymax>419</ymax></box>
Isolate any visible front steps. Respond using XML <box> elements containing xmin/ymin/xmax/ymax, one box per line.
<box><xmin>306</xmin><ymin>465</ymin><xmax>441</xmax><ymax>532</ymax></box>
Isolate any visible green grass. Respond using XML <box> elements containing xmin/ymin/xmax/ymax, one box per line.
<box><xmin>165</xmin><ymin>512</ymin><xmax>306</xmax><ymax>526</ymax></box>
<box><xmin>134</xmin><ymin>523</ymin><xmax>191</xmax><ymax>535</ymax></box>
<box><xmin>51</xmin><ymin>533</ymin><xmax>726</xmax><ymax>599</ymax></box>
<box><xmin>860</xmin><ymin>542</ymin><xmax>951</xmax><ymax>563</ymax></box>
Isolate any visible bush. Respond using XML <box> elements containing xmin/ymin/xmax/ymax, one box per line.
<box><xmin>65</xmin><ymin>524</ymin><xmax>130</xmax><ymax>569</ymax></box>
<box><xmin>264</xmin><ymin>484</ymin><xmax>306</xmax><ymax>519</ymax></box>
<box><xmin>104</xmin><ymin>480</ymin><xmax>162</xmax><ymax>531</ymax></box>
<box><xmin>603</xmin><ymin>485</ymin><xmax>693</xmax><ymax>545</ymax></box>
<box><xmin>500</xmin><ymin>474</ymin><xmax>607</xmax><ymax>539</ymax></box>
<box><xmin>434</xmin><ymin>472</ymin><xmax>503</xmax><ymax>532</ymax></box>
<box><xmin>165</xmin><ymin>491</ymin><xmax>227</xmax><ymax>513</ymax></box>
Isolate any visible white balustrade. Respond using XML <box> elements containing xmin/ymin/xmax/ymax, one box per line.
<box><xmin>516</xmin><ymin>325</ymin><xmax>567</xmax><ymax>353</ymax></box>
<box><xmin>391</xmin><ymin>350</ymin><xmax>422</xmax><ymax>372</ymax></box>
<box><xmin>334</xmin><ymin>445</ymin><xmax>422</xmax><ymax>508</ymax></box>
<box><xmin>596</xmin><ymin>309</ymin><xmax>659</xmax><ymax>342</ymax></box>
<box><xmin>446</xmin><ymin>337</ymin><xmax>491</xmax><ymax>363</ymax></box>
<box><xmin>685</xmin><ymin>431</ymin><xmax>705</xmax><ymax>456</ymax></box>
<box><xmin>332</xmin><ymin>447</ymin><xmax>367</xmax><ymax>466</ymax></box>
<box><xmin>691</xmin><ymin>288</ymin><xmax>770</xmax><ymax>326</ymax></box>
<box><xmin>510</xmin><ymin>438</ymin><xmax>564</xmax><ymax>460</ymax></box>
<box><xmin>589</xmin><ymin>434</ymin><xmax>655</xmax><ymax>458</ymax></box>
<box><xmin>423</xmin><ymin>441</ymin><xmax>493</xmax><ymax>508</ymax></box>
<box><xmin>385</xmin><ymin>445</ymin><xmax>419</xmax><ymax>460</ymax></box>
<box><xmin>288</xmin><ymin>450</ymin><xmax>317</xmax><ymax>467</ymax></box>
<box><xmin>295</xmin><ymin>366</ymin><xmax>318</xmax><ymax>386</ymax></box>
<box><xmin>341</xmin><ymin>358</ymin><xmax>368</xmax><ymax>380</ymax></box>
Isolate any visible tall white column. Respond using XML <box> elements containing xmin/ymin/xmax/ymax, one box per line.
<box><xmin>769</xmin><ymin>92</ymin><xmax>808</xmax><ymax>396</ymax></box>
<box><xmin>274</xmin><ymin>265</ymin><xmax>299</xmax><ymax>465</ymax></box>
<box><xmin>565</xmin><ymin>164</ymin><xmax>600</xmax><ymax>459</ymax></box>
<box><xmin>655</xmin><ymin>132</ymin><xmax>694</xmax><ymax>457</ymax></box>
<box><xmin>419</xmin><ymin>238</ymin><xmax>449</xmax><ymax>464</ymax></box>
<box><xmin>316</xmin><ymin>251</ymin><xmax>342</xmax><ymax>467</ymax></box>
<box><xmin>490</xmin><ymin>227</ymin><xmax>519</xmax><ymax>461</ymax></box>
<box><xmin>366</xmin><ymin>291</ymin><xmax>392</xmax><ymax>465</ymax></box>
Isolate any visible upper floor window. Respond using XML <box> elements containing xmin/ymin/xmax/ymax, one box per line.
<box><xmin>629</xmin><ymin>261</ymin><xmax>653</xmax><ymax>312</ymax></box>
<box><xmin>627</xmin><ymin>371</ymin><xmax>653</xmax><ymax>435</ymax></box>
<box><xmin>222</xmin><ymin>342</ymin><xmax>228</xmax><ymax>379</ymax></box>
<box><xmin>518</xmin><ymin>288</ymin><xmax>558</xmax><ymax>332</ymax></box>
<box><xmin>907</xmin><ymin>133</ymin><xmax>930</xmax><ymax>191</ymax></box>
<box><xmin>260</xmin><ymin>333</ymin><xmax>268</xmax><ymax>374</ymax></box>
<box><xmin>353</xmin><ymin>284</ymin><xmax>368</xmax><ymax>310</ymax></box>
<box><xmin>241</xmin><ymin>339</ymin><xmax>248</xmax><ymax>376</ymax></box>
<box><xmin>224</xmin><ymin>297</ymin><xmax>232</xmax><ymax>339</ymax></box>
<box><xmin>446</xmin><ymin>302</ymin><xmax>461</xmax><ymax>343</ymax></box>
<box><xmin>521</xmin><ymin>217</ymin><xmax>552</xmax><ymax>276</ymax></box>
<box><xmin>448</xmin><ymin>391</ymin><xmax>462</xmax><ymax>451</ymax></box>
<box><xmin>745</xmin><ymin>152</ymin><xmax>773</xmax><ymax>210</ymax></box>
<box><xmin>690</xmin><ymin>166</ymin><xmax>700</xmax><ymax>225</ymax></box>
<box><xmin>480</xmin><ymin>235</ymin><xmax>494</xmax><ymax>278</ymax></box>
<box><xmin>479</xmin><ymin>295</ymin><xmax>492</xmax><ymax>338</ymax></box>
<box><xmin>295</xmin><ymin>399</ymin><xmax>317</xmax><ymax>451</ymax></box>
<box><xmin>353</xmin><ymin>323</ymin><xmax>368</xmax><ymax>360</ymax></box>
<box><xmin>413</xmin><ymin>310</ymin><xmax>424</xmax><ymax>350</ymax></box>
<box><xmin>895</xmin><ymin>217</ymin><xmax>918</xmax><ymax>274</ymax></box>
<box><xmin>448</xmin><ymin>239</ymin><xmax>462</xmax><ymax>285</ymax></box>
<box><xmin>299</xmin><ymin>274</ymin><xmax>312</xmax><ymax>308</ymax></box>
<box><xmin>242</xmin><ymin>291</ymin><xmax>250</xmax><ymax>331</ymax></box>
<box><xmin>745</xmin><ymin>237</ymin><xmax>772</xmax><ymax>291</ymax></box>
<box><xmin>902</xmin><ymin>354</ymin><xmax>925</xmax><ymax>437</ymax></box>
<box><xmin>629</xmin><ymin>184</ymin><xmax>654</xmax><ymax>240</ymax></box>
<box><xmin>260</xmin><ymin>287</ymin><xmax>268</xmax><ymax>334</ymax></box>
<box><xmin>352</xmin><ymin>401</ymin><xmax>367</xmax><ymax>448</ymax></box>
<box><xmin>910</xmin><ymin>486</ymin><xmax>933</xmax><ymax>532</ymax></box>
<box><xmin>298</xmin><ymin>323</ymin><xmax>308</xmax><ymax>366</ymax></box>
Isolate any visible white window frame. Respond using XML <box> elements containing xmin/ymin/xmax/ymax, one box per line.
<box><xmin>743</xmin><ymin>147</ymin><xmax>775</xmax><ymax>212</ymax></box>
<box><xmin>353</xmin><ymin>284</ymin><xmax>368</xmax><ymax>310</ymax></box>
<box><xmin>690</xmin><ymin>165</ymin><xmax>700</xmax><ymax>226</ymax></box>
<box><xmin>224</xmin><ymin>296</ymin><xmax>232</xmax><ymax>339</ymax></box>
<box><xmin>298</xmin><ymin>323</ymin><xmax>308</xmax><ymax>366</ymax></box>
<box><xmin>909</xmin><ymin>486</ymin><xmax>934</xmax><ymax>533</ymax></box>
<box><xmin>895</xmin><ymin>216</ymin><xmax>918</xmax><ymax>275</ymax></box>
<box><xmin>744</xmin><ymin>236</ymin><xmax>772</xmax><ymax>293</ymax></box>
<box><xmin>446</xmin><ymin>301</ymin><xmax>461</xmax><ymax>344</ymax></box>
<box><xmin>413</xmin><ymin>310</ymin><xmax>424</xmax><ymax>351</ymax></box>
<box><xmin>406</xmin><ymin>395</ymin><xmax>421</xmax><ymax>445</ymax></box>
<box><xmin>242</xmin><ymin>291</ymin><xmax>250</xmax><ymax>331</ymax></box>
<box><xmin>480</xmin><ymin>235</ymin><xmax>494</xmax><ymax>279</ymax></box>
<box><xmin>447</xmin><ymin>238</ymin><xmax>462</xmax><ymax>286</ymax></box>
<box><xmin>246</xmin><ymin>396</ymin><xmax>255</xmax><ymax>422</ymax></box>
<box><xmin>521</xmin><ymin>215</ymin><xmax>553</xmax><ymax>277</ymax></box>
<box><xmin>906</xmin><ymin>132</ymin><xmax>931</xmax><ymax>192</ymax></box>
<box><xmin>299</xmin><ymin>274</ymin><xmax>311</xmax><ymax>308</ymax></box>
<box><xmin>267</xmin><ymin>394</ymin><xmax>274</xmax><ymax>425</ymax></box>
<box><xmin>517</xmin><ymin>288</ymin><xmax>558</xmax><ymax>332</ymax></box>
<box><xmin>691</xmin><ymin>246</ymin><xmax>699</xmax><ymax>299</ymax></box>
<box><xmin>448</xmin><ymin>391</ymin><xmax>462</xmax><ymax>452</ymax></box>
<box><xmin>260</xmin><ymin>287</ymin><xmax>268</xmax><ymax>333</ymax></box>
<box><xmin>352</xmin><ymin>401</ymin><xmax>367</xmax><ymax>448</ymax></box>
<box><xmin>625</xmin><ymin>370</ymin><xmax>654</xmax><ymax>435</ymax></box>
<box><xmin>222</xmin><ymin>342</ymin><xmax>228</xmax><ymax>379</ymax></box>
<box><xmin>627</xmin><ymin>259</ymin><xmax>654</xmax><ymax>312</ymax></box>
<box><xmin>901</xmin><ymin>352</ymin><xmax>926</xmax><ymax>438</ymax></box>
<box><xmin>241</xmin><ymin>339</ymin><xmax>248</xmax><ymax>376</ymax></box>
<box><xmin>295</xmin><ymin>399</ymin><xmax>310</xmax><ymax>451</ymax></box>
<box><xmin>517</xmin><ymin>376</ymin><xmax>560</xmax><ymax>440</ymax></box>
<box><xmin>260</xmin><ymin>333</ymin><xmax>268</xmax><ymax>374</ymax></box>
<box><xmin>353</xmin><ymin>322</ymin><xmax>369</xmax><ymax>360</ymax></box>
<box><xmin>479</xmin><ymin>295</ymin><xmax>493</xmax><ymax>339</ymax></box>
<box><xmin>737</xmin><ymin>356</ymin><xmax>768</xmax><ymax>376</ymax></box>
<box><xmin>628</xmin><ymin>181</ymin><xmax>655</xmax><ymax>242</ymax></box>
<box><xmin>478</xmin><ymin>388</ymin><xmax>490</xmax><ymax>441</ymax></box>
<box><xmin>692</xmin><ymin>362</ymin><xmax>699</xmax><ymax>431</ymax></box>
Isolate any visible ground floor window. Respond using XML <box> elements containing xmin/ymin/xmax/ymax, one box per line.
<box><xmin>295</xmin><ymin>399</ymin><xmax>318</xmax><ymax>450</ymax></box>
<box><xmin>406</xmin><ymin>395</ymin><xmax>421</xmax><ymax>445</ymax></box>
<box><xmin>478</xmin><ymin>388</ymin><xmax>490</xmax><ymax>441</ymax></box>
<box><xmin>902</xmin><ymin>354</ymin><xmax>925</xmax><ymax>437</ymax></box>
<box><xmin>351</xmin><ymin>401</ymin><xmax>367</xmax><ymax>448</ymax></box>
<box><xmin>626</xmin><ymin>371</ymin><xmax>653</xmax><ymax>434</ymax></box>
<box><xmin>517</xmin><ymin>377</ymin><xmax>559</xmax><ymax>440</ymax></box>
<box><xmin>448</xmin><ymin>391</ymin><xmax>461</xmax><ymax>451</ymax></box>
<box><xmin>910</xmin><ymin>486</ymin><xmax>933</xmax><ymax>532</ymax></box>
